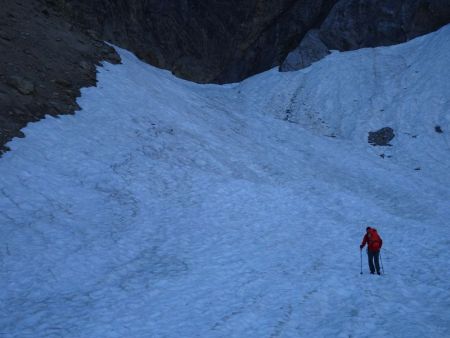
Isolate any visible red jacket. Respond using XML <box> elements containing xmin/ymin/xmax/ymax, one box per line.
<box><xmin>361</xmin><ymin>228</ymin><xmax>383</xmax><ymax>251</ymax></box>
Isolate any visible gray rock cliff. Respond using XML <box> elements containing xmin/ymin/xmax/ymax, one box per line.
<box><xmin>281</xmin><ymin>0</ymin><xmax>450</xmax><ymax>71</ymax></box>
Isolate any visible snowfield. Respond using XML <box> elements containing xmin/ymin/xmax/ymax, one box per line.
<box><xmin>1</xmin><ymin>25</ymin><xmax>449</xmax><ymax>338</ymax></box>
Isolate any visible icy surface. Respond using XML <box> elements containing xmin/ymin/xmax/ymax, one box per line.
<box><xmin>1</xmin><ymin>26</ymin><xmax>449</xmax><ymax>337</ymax></box>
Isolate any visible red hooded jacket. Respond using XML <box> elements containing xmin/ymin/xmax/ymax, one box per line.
<box><xmin>361</xmin><ymin>227</ymin><xmax>383</xmax><ymax>251</ymax></box>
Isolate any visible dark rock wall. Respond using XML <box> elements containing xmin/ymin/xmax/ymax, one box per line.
<box><xmin>50</xmin><ymin>0</ymin><xmax>336</xmax><ymax>83</ymax></box>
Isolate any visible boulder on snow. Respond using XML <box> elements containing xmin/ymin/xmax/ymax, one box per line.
<box><xmin>368</xmin><ymin>127</ymin><xmax>395</xmax><ymax>146</ymax></box>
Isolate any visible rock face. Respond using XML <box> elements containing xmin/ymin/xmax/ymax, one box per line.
<box><xmin>281</xmin><ymin>0</ymin><xmax>450</xmax><ymax>71</ymax></box>
<box><xmin>49</xmin><ymin>0</ymin><xmax>336</xmax><ymax>83</ymax></box>
<box><xmin>0</xmin><ymin>0</ymin><xmax>120</xmax><ymax>154</ymax></box>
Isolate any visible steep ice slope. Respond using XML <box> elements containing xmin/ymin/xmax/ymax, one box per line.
<box><xmin>0</xmin><ymin>26</ymin><xmax>449</xmax><ymax>337</ymax></box>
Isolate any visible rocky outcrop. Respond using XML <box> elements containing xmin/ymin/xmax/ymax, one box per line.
<box><xmin>0</xmin><ymin>0</ymin><xmax>120</xmax><ymax>154</ymax></box>
<box><xmin>48</xmin><ymin>0</ymin><xmax>336</xmax><ymax>83</ymax></box>
<box><xmin>281</xmin><ymin>0</ymin><xmax>450</xmax><ymax>71</ymax></box>
<box><xmin>280</xmin><ymin>29</ymin><xmax>330</xmax><ymax>71</ymax></box>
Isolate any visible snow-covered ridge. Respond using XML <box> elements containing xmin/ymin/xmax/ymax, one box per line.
<box><xmin>0</xmin><ymin>25</ymin><xmax>449</xmax><ymax>337</ymax></box>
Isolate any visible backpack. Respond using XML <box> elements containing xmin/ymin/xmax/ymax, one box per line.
<box><xmin>368</xmin><ymin>228</ymin><xmax>382</xmax><ymax>251</ymax></box>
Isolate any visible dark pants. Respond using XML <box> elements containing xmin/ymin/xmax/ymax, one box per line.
<box><xmin>367</xmin><ymin>250</ymin><xmax>380</xmax><ymax>273</ymax></box>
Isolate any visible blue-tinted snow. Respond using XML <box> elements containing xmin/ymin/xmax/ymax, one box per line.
<box><xmin>1</xmin><ymin>25</ymin><xmax>449</xmax><ymax>337</ymax></box>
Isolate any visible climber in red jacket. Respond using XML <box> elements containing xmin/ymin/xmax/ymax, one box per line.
<box><xmin>360</xmin><ymin>227</ymin><xmax>383</xmax><ymax>275</ymax></box>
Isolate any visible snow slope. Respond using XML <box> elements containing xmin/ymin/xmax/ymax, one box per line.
<box><xmin>1</xmin><ymin>25</ymin><xmax>449</xmax><ymax>338</ymax></box>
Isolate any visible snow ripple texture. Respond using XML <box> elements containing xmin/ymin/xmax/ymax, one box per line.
<box><xmin>1</xmin><ymin>25</ymin><xmax>449</xmax><ymax>338</ymax></box>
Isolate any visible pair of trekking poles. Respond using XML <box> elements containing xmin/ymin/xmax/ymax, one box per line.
<box><xmin>360</xmin><ymin>249</ymin><xmax>384</xmax><ymax>275</ymax></box>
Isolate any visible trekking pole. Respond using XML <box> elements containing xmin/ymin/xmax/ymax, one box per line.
<box><xmin>360</xmin><ymin>249</ymin><xmax>363</xmax><ymax>275</ymax></box>
<box><xmin>380</xmin><ymin>251</ymin><xmax>385</xmax><ymax>275</ymax></box>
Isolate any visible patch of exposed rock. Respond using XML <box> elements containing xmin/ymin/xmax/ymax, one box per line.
<box><xmin>0</xmin><ymin>0</ymin><xmax>120</xmax><ymax>154</ymax></box>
